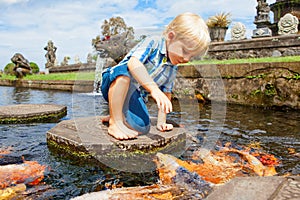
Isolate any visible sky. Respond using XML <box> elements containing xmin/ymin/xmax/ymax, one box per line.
<box><xmin>0</xmin><ymin>0</ymin><xmax>276</xmax><ymax>71</ymax></box>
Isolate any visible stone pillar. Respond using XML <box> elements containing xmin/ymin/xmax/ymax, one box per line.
<box><xmin>253</xmin><ymin>0</ymin><xmax>272</xmax><ymax>38</ymax></box>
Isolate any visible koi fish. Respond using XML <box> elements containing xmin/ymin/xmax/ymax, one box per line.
<box><xmin>73</xmin><ymin>152</ymin><xmax>213</xmax><ymax>200</ymax></box>
<box><xmin>73</xmin><ymin>147</ymin><xmax>278</xmax><ymax>200</ymax></box>
<box><xmin>0</xmin><ymin>160</ymin><xmax>46</xmax><ymax>189</ymax></box>
<box><xmin>0</xmin><ymin>184</ymin><xmax>26</xmax><ymax>200</ymax></box>
<box><xmin>219</xmin><ymin>148</ymin><xmax>277</xmax><ymax>176</ymax></box>
<box><xmin>154</xmin><ymin>152</ymin><xmax>213</xmax><ymax>199</ymax></box>
<box><xmin>185</xmin><ymin>148</ymin><xmax>243</xmax><ymax>184</ymax></box>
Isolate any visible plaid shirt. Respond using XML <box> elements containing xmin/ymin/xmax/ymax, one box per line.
<box><xmin>117</xmin><ymin>36</ymin><xmax>178</xmax><ymax>99</ymax></box>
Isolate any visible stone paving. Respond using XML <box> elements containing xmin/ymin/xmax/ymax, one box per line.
<box><xmin>0</xmin><ymin>104</ymin><xmax>67</xmax><ymax>124</ymax></box>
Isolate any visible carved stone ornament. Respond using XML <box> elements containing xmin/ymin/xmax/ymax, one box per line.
<box><xmin>252</xmin><ymin>27</ymin><xmax>272</xmax><ymax>38</ymax></box>
<box><xmin>255</xmin><ymin>0</ymin><xmax>271</xmax><ymax>24</ymax></box>
<box><xmin>231</xmin><ymin>22</ymin><xmax>247</xmax><ymax>40</ymax></box>
<box><xmin>278</xmin><ymin>13</ymin><xmax>299</xmax><ymax>35</ymax></box>
<box><xmin>60</xmin><ymin>56</ymin><xmax>70</xmax><ymax>66</ymax></box>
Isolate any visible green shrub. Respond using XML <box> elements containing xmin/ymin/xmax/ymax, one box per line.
<box><xmin>4</xmin><ymin>63</ymin><xmax>15</xmax><ymax>75</ymax></box>
<box><xmin>30</xmin><ymin>62</ymin><xmax>39</xmax><ymax>73</ymax></box>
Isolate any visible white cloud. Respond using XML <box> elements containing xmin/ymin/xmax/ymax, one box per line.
<box><xmin>0</xmin><ymin>0</ymin><xmax>28</xmax><ymax>4</ymax></box>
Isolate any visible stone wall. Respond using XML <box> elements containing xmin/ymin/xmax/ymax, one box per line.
<box><xmin>175</xmin><ymin>62</ymin><xmax>300</xmax><ymax>109</ymax></box>
<box><xmin>0</xmin><ymin>79</ymin><xmax>93</xmax><ymax>92</ymax></box>
<box><xmin>207</xmin><ymin>35</ymin><xmax>300</xmax><ymax>60</ymax></box>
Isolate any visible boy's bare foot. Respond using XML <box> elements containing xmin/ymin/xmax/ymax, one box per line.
<box><xmin>157</xmin><ymin>123</ymin><xmax>173</xmax><ymax>132</ymax></box>
<box><xmin>108</xmin><ymin>120</ymin><xmax>138</xmax><ymax>140</ymax></box>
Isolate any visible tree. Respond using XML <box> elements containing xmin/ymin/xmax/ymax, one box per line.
<box><xmin>101</xmin><ymin>16</ymin><xmax>134</xmax><ymax>37</ymax></box>
<box><xmin>92</xmin><ymin>16</ymin><xmax>134</xmax><ymax>47</ymax></box>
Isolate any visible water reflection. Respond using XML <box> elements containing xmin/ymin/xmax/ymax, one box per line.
<box><xmin>12</xmin><ymin>87</ymin><xmax>32</xmax><ymax>103</ymax></box>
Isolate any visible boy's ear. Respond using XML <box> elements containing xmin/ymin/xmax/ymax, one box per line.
<box><xmin>167</xmin><ymin>31</ymin><xmax>176</xmax><ymax>40</ymax></box>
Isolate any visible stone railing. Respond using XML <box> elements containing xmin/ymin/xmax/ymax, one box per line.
<box><xmin>48</xmin><ymin>63</ymin><xmax>95</xmax><ymax>73</ymax></box>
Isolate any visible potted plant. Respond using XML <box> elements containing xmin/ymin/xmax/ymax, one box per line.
<box><xmin>207</xmin><ymin>12</ymin><xmax>231</xmax><ymax>42</ymax></box>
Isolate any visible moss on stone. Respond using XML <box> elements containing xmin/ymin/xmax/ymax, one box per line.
<box><xmin>47</xmin><ymin>139</ymin><xmax>95</xmax><ymax>159</ymax></box>
<box><xmin>47</xmin><ymin>134</ymin><xmax>186</xmax><ymax>161</ymax></box>
<box><xmin>231</xmin><ymin>94</ymin><xmax>239</xmax><ymax>99</ymax></box>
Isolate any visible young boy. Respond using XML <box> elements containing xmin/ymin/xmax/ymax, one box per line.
<box><xmin>101</xmin><ymin>12</ymin><xmax>210</xmax><ymax>140</ymax></box>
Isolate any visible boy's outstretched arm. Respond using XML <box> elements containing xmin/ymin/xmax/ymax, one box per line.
<box><xmin>128</xmin><ymin>57</ymin><xmax>172</xmax><ymax>114</ymax></box>
<box><xmin>157</xmin><ymin>92</ymin><xmax>173</xmax><ymax>131</ymax></box>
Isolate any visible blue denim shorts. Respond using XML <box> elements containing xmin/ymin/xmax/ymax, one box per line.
<box><xmin>101</xmin><ymin>64</ymin><xmax>150</xmax><ymax>134</ymax></box>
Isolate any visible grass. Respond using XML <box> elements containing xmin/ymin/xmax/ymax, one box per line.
<box><xmin>188</xmin><ymin>56</ymin><xmax>300</xmax><ymax>65</ymax></box>
<box><xmin>0</xmin><ymin>72</ymin><xmax>95</xmax><ymax>81</ymax></box>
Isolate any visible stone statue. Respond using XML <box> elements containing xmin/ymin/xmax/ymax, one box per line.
<box><xmin>60</xmin><ymin>56</ymin><xmax>70</xmax><ymax>66</ymax></box>
<box><xmin>94</xmin><ymin>31</ymin><xmax>138</xmax><ymax>63</ymax></box>
<box><xmin>11</xmin><ymin>53</ymin><xmax>32</xmax><ymax>78</ymax></box>
<box><xmin>231</xmin><ymin>22</ymin><xmax>247</xmax><ymax>40</ymax></box>
<box><xmin>44</xmin><ymin>40</ymin><xmax>57</xmax><ymax>68</ymax></box>
<box><xmin>278</xmin><ymin>13</ymin><xmax>299</xmax><ymax>35</ymax></box>
<box><xmin>87</xmin><ymin>53</ymin><xmax>94</xmax><ymax>64</ymax></box>
<box><xmin>74</xmin><ymin>55</ymin><xmax>81</xmax><ymax>64</ymax></box>
<box><xmin>255</xmin><ymin>0</ymin><xmax>271</xmax><ymax>23</ymax></box>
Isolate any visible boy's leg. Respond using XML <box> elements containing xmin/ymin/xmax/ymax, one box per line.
<box><xmin>107</xmin><ymin>76</ymin><xmax>139</xmax><ymax>140</ymax></box>
<box><xmin>124</xmin><ymin>87</ymin><xmax>150</xmax><ymax>134</ymax></box>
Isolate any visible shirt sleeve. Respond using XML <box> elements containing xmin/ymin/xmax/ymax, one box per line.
<box><xmin>155</xmin><ymin>64</ymin><xmax>178</xmax><ymax>93</ymax></box>
<box><xmin>130</xmin><ymin>36</ymin><xmax>159</xmax><ymax>64</ymax></box>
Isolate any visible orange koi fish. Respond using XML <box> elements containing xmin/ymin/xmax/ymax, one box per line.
<box><xmin>0</xmin><ymin>160</ymin><xmax>46</xmax><ymax>189</ymax></box>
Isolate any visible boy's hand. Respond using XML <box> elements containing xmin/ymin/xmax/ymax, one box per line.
<box><xmin>150</xmin><ymin>87</ymin><xmax>172</xmax><ymax>113</ymax></box>
<box><xmin>157</xmin><ymin>123</ymin><xmax>173</xmax><ymax>132</ymax></box>
<box><xmin>156</xmin><ymin>105</ymin><xmax>173</xmax><ymax>132</ymax></box>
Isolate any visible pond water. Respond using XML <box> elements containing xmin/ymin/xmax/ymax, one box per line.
<box><xmin>0</xmin><ymin>86</ymin><xmax>299</xmax><ymax>199</ymax></box>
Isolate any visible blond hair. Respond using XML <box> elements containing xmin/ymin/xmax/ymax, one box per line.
<box><xmin>164</xmin><ymin>12</ymin><xmax>210</xmax><ymax>56</ymax></box>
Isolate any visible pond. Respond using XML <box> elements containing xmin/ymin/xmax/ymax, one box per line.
<box><xmin>0</xmin><ymin>86</ymin><xmax>299</xmax><ymax>199</ymax></box>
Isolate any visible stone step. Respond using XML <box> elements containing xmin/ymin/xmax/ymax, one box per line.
<box><xmin>46</xmin><ymin>116</ymin><xmax>187</xmax><ymax>172</ymax></box>
<box><xmin>0</xmin><ymin>104</ymin><xmax>67</xmax><ymax>124</ymax></box>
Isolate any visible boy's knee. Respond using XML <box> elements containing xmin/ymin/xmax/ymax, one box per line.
<box><xmin>114</xmin><ymin>75</ymin><xmax>130</xmax><ymax>84</ymax></box>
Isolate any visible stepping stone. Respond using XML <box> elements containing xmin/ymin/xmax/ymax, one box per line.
<box><xmin>0</xmin><ymin>104</ymin><xmax>67</xmax><ymax>124</ymax></box>
<box><xmin>47</xmin><ymin>116</ymin><xmax>187</xmax><ymax>172</ymax></box>
<box><xmin>206</xmin><ymin>176</ymin><xmax>300</xmax><ymax>200</ymax></box>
